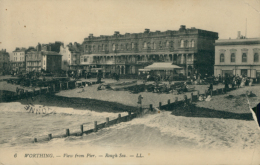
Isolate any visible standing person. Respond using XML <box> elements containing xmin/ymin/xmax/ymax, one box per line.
<box><xmin>137</xmin><ymin>95</ymin><xmax>143</xmax><ymax>114</ymax></box>
<box><xmin>218</xmin><ymin>74</ymin><xmax>222</xmax><ymax>83</ymax></box>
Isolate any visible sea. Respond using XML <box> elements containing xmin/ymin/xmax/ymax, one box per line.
<box><xmin>0</xmin><ymin>101</ymin><xmax>260</xmax><ymax>165</ymax></box>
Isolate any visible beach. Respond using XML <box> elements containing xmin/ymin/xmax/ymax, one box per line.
<box><xmin>0</xmin><ymin>78</ymin><xmax>260</xmax><ymax>164</ymax></box>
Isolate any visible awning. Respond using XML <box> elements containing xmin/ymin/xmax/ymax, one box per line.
<box><xmin>91</xmin><ymin>68</ymin><xmax>103</xmax><ymax>72</ymax></box>
<box><xmin>143</xmin><ymin>62</ymin><xmax>183</xmax><ymax>71</ymax></box>
<box><xmin>139</xmin><ymin>69</ymin><xmax>151</xmax><ymax>72</ymax></box>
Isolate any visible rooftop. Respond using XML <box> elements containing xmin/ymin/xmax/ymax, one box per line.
<box><xmin>215</xmin><ymin>38</ymin><xmax>260</xmax><ymax>46</ymax></box>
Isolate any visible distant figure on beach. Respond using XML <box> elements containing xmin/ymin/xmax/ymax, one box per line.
<box><xmin>208</xmin><ymin>83</ymin><xmax>213</xmax><ymax>92</ymax></box>
<box><xmin>16</xmin><ymin>87</ymin><xmax>19</xmax><ymax>94</ymax></box>
<box><xmin>137</xmin><ymin>95</ymin><xmax>143</xmax><ymax>107</ymax></box>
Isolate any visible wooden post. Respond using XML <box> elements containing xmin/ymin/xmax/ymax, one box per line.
<box><xmin>211</xmin><ymin>90</ymin><xmax>213</xmax><ymax>97</ymax></box>
<box><xmin>34</xmin><ymin>138</ymin><xmax>37</xmax><ymax>142</ymax></box>
<box><xmin>26</xmin><ymin>90</ymin><xmax>28</xmax><ymax>97</ymax></box>
<box><xmin>167</xmin><ymin>99</ymin><xmax>170</xmax><ymax>110</ymax></box>
<box><xmin>39</xmin><ymin>87</ymin><xmax>42</xmax><ymax>95</ymax></box>
<box><xmin>191</xmin><ymin>93</ymin><xmax>193</xmax><ymax>102</ymax></box>
<box><xmin>53</xmin><ymin>84</ymin><xmax>55</xmax><ymax>92</ymax></box>
<box><xmin>48</xmin><ymin>134</ymin><xmax>52</xmax><ymax>140</ymax></box>
<box><xmin>204</xmin><ymin>90</ymin><xmax>207</xmax><ymax>97</ymax></box>
<box><xmin>66</xmin><ymin>129</ymin><xmax>70</xmax><ymax>136</ymax></box>
<box><xmin>105</xmin><ymin>117</ymin><xmax>109</xmax><ymax>127</ymax></box>
<box><xmin>149</xmin><ymin>104</ymin><xmax>153</xmax><ymax>112</ymax></box>
<box><xmin>33</xmin><ymin>89</ymin><xmax>35</xmax><ymax>96</ymax></box>
<box><xmin>94</xmin><ymin>121</ymin><xmax>97</xmax><ymax>132</ymax></box>
<box><xmin>60</xmin><ymin>82</ymin><xmax>62</xmax><ymax>90</ymax></box>
<box><xmin>75</xmin><ymin>82</ymin><xmax>77</xmax><ymax>88</ymax></box>
<box><xmin>159</xmin><ymin>102</ymin><xmax>162</xmax><ymax>110</ymax></box>
<box><xmin>222</xmin><ymin>88</ymin><xmax>224</xmax><ymax>94</ymax></box>
<box><xmin>127</xmin><ymin>111</ymin><xmax>131</xmax><ymax>121</ymax></box>
<box><xmin>67</xmin><ymin>82</ymin><xmax>69</xmax><ymax>89</ymax></box>
<box><xmin>197</xmin><ymin>90</ymin><xmax>200</xmax><ymax>98</ymax></box>
<box><xmin>117</xmin><ymin>114</ymin><xmax>121</xmax><ymax>123</ymax></box>
<box><xmin>80</xmin><ymin>125</ymin><xmax>83</xmax><ymax>133</ymax></box>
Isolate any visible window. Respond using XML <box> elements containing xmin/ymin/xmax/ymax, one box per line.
<box><xmin>220</xmin><ymin>53</ymin><xmax>224</xmax><ymax>62</ymax></box>
<box><xmin>166</xmin><ymin>41</ymin><xmax>169</xmax><ymax>47</ymax></box>
<box><xmin>147</xmin><ymin>42</ymin><xmax>151</xmax><ymax>49</ymax></box>
<box><xmin>180</xmin><ymin>40</ymin><xmax>184</xmax><ymax>48</ymax></box>
<box><xmin>231</xmin><ymin>53</ymin><xmax>235</xmax><ymax>62</ymax></box>
<box><xmin>242</xmin><ymin>53</ymin><xmax>247</xmax><ymax>62</ymax></box>
<box><xmin>143</xmin><ymin>42</ymin><xmax>147</xmax><ymax>49</ymax></box>
<box><xmin>93</xmin><ymin>45</ymin><xmax>95</xmax><ymax>52</ymax></box>
<box><xmin>184</xmin><ymin>40</ymin><xmax>188</xmax><ymax>47</ymax></box>
<box><xmin>102</xmin><ymin>44</ymin><xmax>105</xmax><ymax>51</ymax></box>
<box><xmin>132</xmin><ymin>43</ymin><xmax>134</xmax><ymax>49</ymax></box>
<box><xmin>241</xmin><ymin>69</ymin><xmax>247</xmax><ymax>77</ymax></box>
<box><xmin>159</xmin><ymin>41</ymin><xmax>162</xmax><ymax>49</ymax></box>
<box><xmin>186</xmin><ymin>41</ymin><xmax>190</xmax><ymax>47</ymax></box>
<box><xmin>170</xmin><ymin>41</ymin><xmax>174</xmax><ymax>48</ymax></box>
<box><xmin>112</xmin><ymin>44</ymin><xmax>115</xmax><ymax>51</ymax></box>
<box><xmin>84</xmin><ymin>56</ymin><xmax>88</xmax><ymax>62</ymax></box>
<box><xmin>254</xmin><ymin>53</ymin><xmax>259</xmax><ymax>62</ymax></box>
<box><xmin>121</xmin><ymin>44</ymin><xmax>124</xmax><ymax>50</ymax></box>
<box><xmin>153</xmin><ymin>42</ymin><xmax>156</xmax><ymax>49</ymax></box>
<box><xmin>44</xmin><ymin>61</ymin><xmax>45</xmax><ymax>65</ymax></box>
<box><xmin>191</xmin><ymin>40</ymin><xmax>195</xmax><ymax>47</ymax></box>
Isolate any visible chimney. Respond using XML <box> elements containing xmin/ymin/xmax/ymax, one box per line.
<box><xmin>114</xmin><ymin>31</ymin><xmax>120</xmax><ymax>35</ymax></box>
<box><xmin>237</xmin><ymin>31</ymin><xmax>241</xmax><ymax>39</ymax></box>
<box><xmin>89</xmin><ymin>34</ymin><xmax>93</xmax><ymax>38</ymax></box>
<box><xmin>144</xmin><ymin>29</ymin><xmax>150</xmax><ymax>33</ymax></box>
<box><xmin>180</xmin><ymin>25</ymin><xmax>186</xmax><ymax>29</ymax></box>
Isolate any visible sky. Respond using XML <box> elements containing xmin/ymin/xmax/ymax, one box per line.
<box><xmin>0</xmin><ymin>0</ymin><xmax>260</xmax><ymax>53</ymax></box>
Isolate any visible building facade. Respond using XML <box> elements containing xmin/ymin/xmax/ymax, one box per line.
<box><xmin>26</xmin><ymin>44</ymin><xmax>62</xmax><ymax>72</ymax></box>
<box><xmin>78</xmin><ymin>25</ymin><xmax>218</xmax><ymax>76</ymax></box>
<box><xmin>0</xmin><ymin>49</ymin><xmax>10</xmax><ymax>74</ymax></box>
<box><xmin>10</xmin><ymin>47</ymin><xmax>26</xmax><ymax>72</ymax></box>
<box><xmin>214</xmin><ymin>34</ymin><xmax>260</xmax><ymax>80</ymax></box>
<box><xmin>59</xmin><ymin>42</ymin><xmax>82</xmax><ymax>70</ymax></box>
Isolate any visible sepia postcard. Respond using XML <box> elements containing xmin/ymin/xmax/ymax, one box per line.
<box><xmin>0</xmin><ymin>0</ymin><xmax>260</xmax><ymax>164</ymax></box>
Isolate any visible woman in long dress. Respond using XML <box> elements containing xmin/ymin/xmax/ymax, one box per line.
<box><xmin>240</xmin><ymin>78</ymin><xmax>245</xmax><ymax>87</ymax></box>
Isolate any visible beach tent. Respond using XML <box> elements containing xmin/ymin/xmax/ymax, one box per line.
<box><xmin>144</xmin><ymin>62</ymin><xmax>183</xmax><ymax>70</ymax></box>
<box><xmin>139</xmin><ymin>62</ymin><xmax>184</xmax><ymax>77</ymax></box>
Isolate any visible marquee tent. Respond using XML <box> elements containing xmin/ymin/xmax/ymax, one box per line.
<box><xmin>144</xmin><ymin>62</ymin><xmax>183</xmax><ymax>70</ymax></box>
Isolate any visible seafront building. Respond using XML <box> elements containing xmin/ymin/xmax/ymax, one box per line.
<box><xmin>10</xmin><ymin>47</ymin><xmax>27</xmax><ymax>73</ymax></box>
<box><xmin>70</xmin><ymin>25</ymin><xmax>218</xmax><ymax>77</ymax></box>
<box><xmin>0</xmin><ymin>49</ymin><xmax>10</xmax><ymax>75</ymax></box>
<box><xmin>25</xmin><ymin>43</ymin><xmax>63</xmax><ymax>72</ymax></box>
<box><xmin>59</xmin><ymin>42</ymin><xmax>83</xmax><ymax>70</ymax></box>
<box><xmin>214</xmin><ymin>32</ymin><xmax>260</xmax><ymax>81</ymax></box>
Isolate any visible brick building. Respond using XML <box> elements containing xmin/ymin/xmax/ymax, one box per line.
<box><xmin>78</xmin><ymin>25</ymin><xmax>218</xmax><ymax>76</ymax></box>
<box><xmin>214</xmin><ymin>32</ymin><xmax>260</xmax><ymax>81</ymax></box>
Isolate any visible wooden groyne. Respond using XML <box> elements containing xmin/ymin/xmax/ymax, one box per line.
<box><xmin>33</xmin><ymin>108</ymin><xmax>154</xmax><ymax>143</ymax></box>
<box><xmin>1</xmin><ymin>79</ymin><xmax>96</xmax><ymax>102</ymax></box>
<box><xmin>158</xmin><ymin>87</ymin><xmax>237</xmax><ymax>111</ymax></box>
